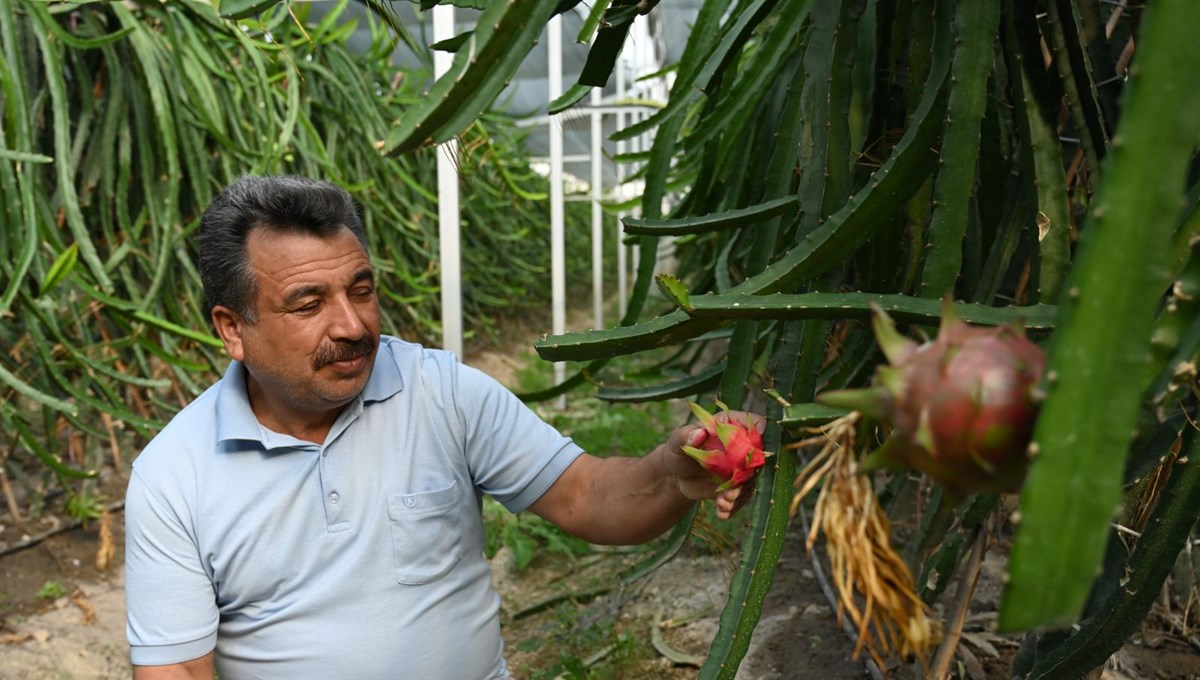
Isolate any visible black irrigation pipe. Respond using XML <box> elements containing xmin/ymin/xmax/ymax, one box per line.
<box><xmin>0</xmin><ymin>499</ymin><xmax>125</xmax><ymax>560</ymax></box>
<box><xmin>793</xmin><ymin>506</ymin><xmax>889</xmax><ymax>680</ymax></box>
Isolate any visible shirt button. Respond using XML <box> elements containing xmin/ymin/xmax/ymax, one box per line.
<box><xmin>404</xmin><ymin>496</ymin><xmax>416</xmax><ymax>508</ymax></box>
<box><xmin>328</xmin><ymin>491</ymin><xmax>340</xmax><ymax>504</ymax></box>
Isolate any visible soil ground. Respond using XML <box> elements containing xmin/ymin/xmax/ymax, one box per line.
<box><xmin>2</xmin><ymin>335</ymin><xmax>1199</xmax><ymax>679</ymax></box>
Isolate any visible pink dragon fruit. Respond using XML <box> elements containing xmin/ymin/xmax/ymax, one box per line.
<box><xmin>818</xmin><ymin>300</ymin><xmax>1046</xmax><ymax>500</ymax></box>
<box><xmin>683</xmin><ymin>401</ymin><xmax>770</xmax><ymax>491</ymax></box>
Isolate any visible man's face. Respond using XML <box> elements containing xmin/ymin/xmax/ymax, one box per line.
<box><xmin>213</xmin><ymin>226</ymin><xmax>381</xmax><ymax>433</ymax></box>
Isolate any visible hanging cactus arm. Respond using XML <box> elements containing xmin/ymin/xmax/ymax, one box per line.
<box><xmin>1048</xmin><ymin>0</ymin><xmax>1113</xmax><ymax>171</ymax></box>
<box><xmin>548</xmin><ymin>82</ymin><xmax>591</xmax><ymax>114</ymax></box>
<box><xmin>779</xmin><ymin>402</ymin><xmax>853</xmax><ymax>430</ymax></box>
<box><xmin>576</xmin><ymin>0</ymin><xmax>631</xmax><ymax>87</ymax></box>
<box><xmin>999</xmin><ymin>0</ymin><xmax>1200</xmax><ymax>632</ymax></box>
<box><xmin>618</xmin><ymin>504</ymin><xmax>699</xmax><ymax>586</ymax></box>
<box><xmin>679</xmin><ymin>291</ymin><xmax>1057</xmax><ymax>329</ymax></box>
<box><xmin>719</xmin><ymin>25</ymin><xmax>814</xmax><ymax>410</ymax></box>
<box><xmin>356</xmin><ymin>0</ymin><xmax>421</xmax><ymax>55</ymax></box>
<box><xmin>610</xmin><ymin>0</ymin><xmax>761</xmax><ymax>143</ymax></box>
<box><xmin>595</xmin><ymin>362</ymin><xmax>724</xmax><ymax>405</ymax></box>
<box><xmin>1027</xmin><ymin>431</ymin><xmax>1200</xmax><ymax>679</ymax></box>
<box><xmin>618</xmin><ymin>93</ymin><xmax>689</xmax><ymax>327</ymax></box>
<box><xmin>1168</xmin><ymin>185</ymin><xmax>1200</xmax><ymax>278</ymax></box>
<box><xmin>698</xmin><ymin>322</ymin><xmax>805</xmax><ymax>678</ymax></box>
<box><xmin>428</xmin><ymin>9</ymin><xmax>559</xmax><ymax>146</ymax></box>
<box><xmin>533</xmin><ymin>65</ymin><xmax>950</xmax><ymax>362</ymax></box>
<box><xmin>918</xmin><ymin>0</ymin><xmax>1001</xmax><ymax>298</ymax></box>
<box><xmin>216</xmin><ymin>0</ymin><xmax>275</xmax><ymax>19</ymax></box>
<box><xmin>380</xmin><ymin>1</ymin><xmax>554</xmax><ymax>155</ymax></box>
<box><xmin>30</xmin><ymin>2</ymin><xmax>114</xmax><ymax>293</ymax></box>
<box><xmin>1149</xmin><ymin>242</ymin><xmax>1200</xmax><ymax>417</ymax></box>
<box><xmin>1003</xmin><ymin>5</ymin><xmax>1072</xmax><ymax>303</ymax></box>
<box><xmin>621</xmin><ymin>196</ymin><xmax>798</xmax><ymax>236</ymax></box>
<box><xmin>816</xmin><ymin>385</ymin><xmax>892</xmax><ymax>422</ymax></box>
<box><xmin>677</xmin><ymin>0</ymin><xmax>813</xmax><ymax>154</ymax></box>
<box><xmin>595</xmin><ymin>362</ymin><xmax>725</xmax><ymax>403</ymax></box>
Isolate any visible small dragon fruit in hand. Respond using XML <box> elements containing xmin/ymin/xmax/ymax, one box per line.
<box><xmin>818</xmin><ymin>300</ymin><xmax>1046</xmax><ymax>500</ymax></box>
<box><xmin>683</xmin><ymin>401</ymin><xmax>770</xmax><ymax>491</ymax></box>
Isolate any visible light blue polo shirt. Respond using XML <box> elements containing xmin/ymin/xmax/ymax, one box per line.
<box><xmin>125</xmin><ymin>336</ymin><xmax>583</xmax><ymax>679</ymax></box>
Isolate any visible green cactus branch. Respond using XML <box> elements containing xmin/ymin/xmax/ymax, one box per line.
<box><xmin>918</xmin><ymin>0</ymin><xmax>999</xmax><ymax>298</ymax></box>
<box><xmin>792</xmin><ymin>0</ymin><xmax>854</xmax><ymax>235</ymax></box>
<box><xmin>609</xmin><ymin>0</ymin><xmax>763</xmax><ymax>143</ymax></box>
<box><xmin>380</xmin><ymin>1</ymin><xmax>557</xmax><ymax>154</ymax></box>
<box><xmin>677</xmin><ymin>0</ymin><xmax>813</xmax><ymax>155</ymax></box>
<box><xmin>595</xmin><ymin>361</ymin><xmax>725</xmax><ymax>403</ymax></box>
<box><xmin>621</xmin><ymin>196</ymin><xmax>798</xmax><ymax>236</ymax></box>
<box><xmin>678</xmin><ymin>291</ymin><xmax>1056</xmax><ymax>328</ymax></box>
<box><xmin>534</xmin><ymin>63</ymin><xmax>950</xmax><ymax>362</ymax></box>
<box><xmin>779</xmin><ymin>402</ymin><xmax>852</xmax><ymax>429</ymax></box>
<box><xmin>31</xmin><ymin>1</ymin><xmax>114</xmax><ymax>293</ymax></box>
<box><xmin>1147</xmin><ymin>242</ymin><xmax>1200</xmax><ymax>417</ymax></box>
<box><xmin>1000</xmin><ymin>0</ymin><xmax>1200</xmax><ymax>632</ymax></box>
<box><xmin>698</xmin><ymin>320</ymin><xmax>806</xmax><ymax>678</ymax></box>
<box><xmin>1026</xmin><ymin>430</ymin><xmax>1200</xmax><ymax>679</ymax></box>
<box><xmin>1003</xmin><ymin>1</ymin><xmax>1072</xmax><ymax>304</ymax></box>
<box><xmin>719</xmin><ymin>14</ymin><xmax>817</xmax><ymax>409</ymax></box>
<box><xmin>575</xmin><ymin>0</ymin><xmax>628</xmax><ymax>87</ymax></box>
<box><xmin>1043</xmin><ymin>0</ymin><xmax>1105</xmax><ymax>195</ymax></box>
<box><xmin>1050</xmin><ymin>0</ymin><xmax>1114</xmax><ymax>170</ymax></box>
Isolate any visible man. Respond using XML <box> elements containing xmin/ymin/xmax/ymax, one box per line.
<box><xmin>125</xmin><ymin>175</ymin><xmax>754</xmax><ymax>679</ymax></box>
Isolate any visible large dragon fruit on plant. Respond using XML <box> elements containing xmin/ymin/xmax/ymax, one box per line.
<box><xmin>683</xmin><ymin>401</ymin><xmax>770</xmax><ymax>491</ymax></box>
<box><xmin>818</xmin><ymin>300</ymin><xmax>1046</xmax><ymax>500</ymax></box>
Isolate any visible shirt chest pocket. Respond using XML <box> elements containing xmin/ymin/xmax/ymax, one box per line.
<box><xmin>387</xmin><ymin>481</ymin><xmax>464</xmax><ymax>585</ymax></box>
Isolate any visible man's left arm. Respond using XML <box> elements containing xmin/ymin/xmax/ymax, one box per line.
<box><xmin>526</xmin><ymin>422</ymin><xmax>750</xmax><ymax>545</ymax></box>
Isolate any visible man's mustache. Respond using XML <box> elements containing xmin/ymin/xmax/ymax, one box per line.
<box><xmin>312</xmin><ymin>336</ymin><xmax>376</xmax><ymax>369</ymax></box>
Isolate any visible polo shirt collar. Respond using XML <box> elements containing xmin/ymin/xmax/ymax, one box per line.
<box><xmin>361</xmin><ymin>338</ymin><xmax>405</xmax><ymax>404</ymax></box>
<box><xmin>214</xmin><ymin>339</ymin><xmax>405</xmax><ymax>447</ymax></box>
<box><xmin>213</xmin><ymin>361</ymin><xmax>263</xmax><ymax>445</ymax></box>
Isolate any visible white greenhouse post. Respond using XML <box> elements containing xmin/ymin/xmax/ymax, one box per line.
<box><xmin>433</xmin><ymin>6</ymin><xmax>463</xmax><ymax>359</ymax></box>
<box><xmin>548</xmin><ymin>15</ymin><xmax>567</xmax><ymax>406</ymax></box>
<box><xmin>630</xmin><ymin>104</ymin><xmax>641</xmax><ymax>278</ymax></box>
<box><xmin>590</xmin><ymin>86</ymin><xmax>603</xmax><ymax>330</ymax></box>
<box><xmin>614</xmin><ymin>58</ymin><xmax>628</xmax><ymax>319</ymax></box>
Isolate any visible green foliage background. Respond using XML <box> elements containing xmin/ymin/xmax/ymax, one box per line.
<box><xmin>0</xmin><ymin>1</ymin><xmax>595</xmax><ymax>511</ymax></box>
<box><xmin>3</xmin><ymin>0</ymin><xmax>1200</xmax><ymax>677</ymax></box>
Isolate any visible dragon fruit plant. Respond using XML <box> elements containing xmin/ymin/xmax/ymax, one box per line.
<box><xmin>818</xmin><ymin>300</ymin><xmax>1046</xmax><ymax>501</ymax></box>
<box><xmin>683</xmin><ymin>401</ymin><xmax>770</xmax><ymax>491</ymax></box>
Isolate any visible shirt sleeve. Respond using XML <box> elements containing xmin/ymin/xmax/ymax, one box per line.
<box><xmin>125</xmin><ymin>468</ymin><xmax>219</xmax><ymax>666</ymax></box>
<box><xmin>453</xmin><ymin>363</ymin><xmax>584</xmax><ymax>513</ymax></box>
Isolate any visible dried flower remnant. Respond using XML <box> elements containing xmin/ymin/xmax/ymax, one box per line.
<box><xmin>791</xmin><ymin>413</ymin><xmax>940</xmax><ymax>668</ymax></box>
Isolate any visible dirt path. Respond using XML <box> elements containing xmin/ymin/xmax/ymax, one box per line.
<box><xmin>0</xmin><ymin>571</ymin><xmax>128</xmax><ymax>679</ymax></box>
<box><xmin>2</xmin><ymin>480</ymin><xmax>1195</xmax><ymax>679</ymax></box>
<box><xmin>0</xmin><ymin>517</ymin><xmax>871</xmax><ymax>680</ymax></box>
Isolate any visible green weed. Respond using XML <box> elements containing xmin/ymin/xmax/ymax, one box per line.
<box><xmin>36</xmin><ymin>580</ymin><xmax>66</xmax><ymax>600</ymax></box>
<box><xmin>483</xmin><ymin>498</ymin><xmax>592</xmax><ymax>569</ymax></box>
<box><xmin>65</xmin><ymin>492</ymin><xmax>104</xmax><ymax>523</ymax></box>
<box><xmin>522</xmin><ymin>602</ymin><xmax>643</xmax><ymax>680</ymax></box>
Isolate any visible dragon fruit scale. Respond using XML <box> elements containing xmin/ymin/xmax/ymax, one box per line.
<box><xmin>683</xmin><ymin>401</ymin><xmax>770</xmax><ymax>492</ymax></box>
<box><xmin>817</xmin><ymin>300</ymin><xmax>1046</xmax><ymax>500</ymax></box>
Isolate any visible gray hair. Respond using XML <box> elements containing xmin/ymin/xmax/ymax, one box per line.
<box><xmin>196</xmin><ymin>176</ymin><xmax>367</xmax><ymax>323</ymax></box>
